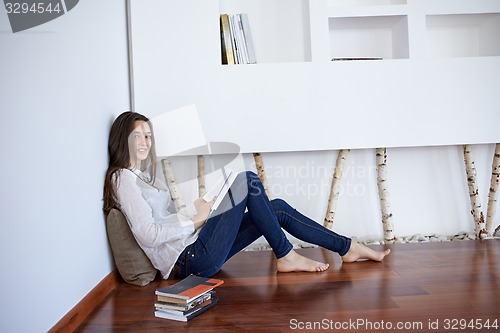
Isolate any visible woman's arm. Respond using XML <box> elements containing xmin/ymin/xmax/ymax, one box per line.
<box><xmin>192</xmin><ymin>197</ymin><xmax>216</xmax><ymax>229</ymax></box>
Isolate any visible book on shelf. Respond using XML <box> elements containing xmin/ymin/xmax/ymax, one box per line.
<box><xmin>240</xmin><ymin>13</ymin><xmax>256</xmax><ymax>64</ymax></box>
<box><xmin>154</xmin><ymin>275</ymin><xmax>223</xmax><ymax>322</ymax></box>
<box><xmin>220</xmin><ymin>14</ymin><xmax>235</xmax><ymax>65</ymax></box>
<box><xmin>228</xmin><ymin>14</ymin><xmax>242</xmax><ymax>64</ymax></box>
<box><xmin>332</xmin><ymin>57</ymin><xmax>383</xmax><ymax>61</ymax></box>
<box><xmin>220</xmin><ymin>13</ymin><xmax>256</xmax><ymax>65</ymax></box>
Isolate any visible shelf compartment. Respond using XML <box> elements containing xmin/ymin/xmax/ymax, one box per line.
<box><xmin>219</xmin><ymin>0</ymin><xmax>311</xmax><ymax>63</ymax></box>
<box><xmin>329</xmin><ymin>15</ymin><xmax>409</xmax><ymax>60</ymax></box>
<box><xmin>426</xmin><ymin>13</ymin><xmax>500</xmax><ymax>58</ymax></box>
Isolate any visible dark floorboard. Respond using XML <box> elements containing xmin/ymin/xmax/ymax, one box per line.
<box><xmin>76</xmin><ymin>240</ymin><xmax>500</xmax><ymax>332</ymax></box>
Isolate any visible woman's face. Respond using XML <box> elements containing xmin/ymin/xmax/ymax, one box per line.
<box><xmin>129</xmin><ymin>120</ymin><xmax>152</xmax><ymax>168</ymax></box>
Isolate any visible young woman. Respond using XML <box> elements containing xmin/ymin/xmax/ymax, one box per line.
<box><xmin>103</xmin><ymin>112</ymin><xmax>390</xmax><ymax>279</ymax></box>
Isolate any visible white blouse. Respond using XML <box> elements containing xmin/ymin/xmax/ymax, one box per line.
<box><xmin>114</xmin><ymin>168</ymin><xmax>199</xmax><ymax>278</ymax></box>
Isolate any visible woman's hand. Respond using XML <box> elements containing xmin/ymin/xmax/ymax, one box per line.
<box><xmin>192</xmin><ymin>197</ymin><xmax>216</xmax><ymax>229</ymax></box>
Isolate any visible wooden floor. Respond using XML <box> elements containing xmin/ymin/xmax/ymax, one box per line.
<box><xmin>76</xmin><ymin>240</ymin><xmax>500</xmax><ymax>333</ymax></box>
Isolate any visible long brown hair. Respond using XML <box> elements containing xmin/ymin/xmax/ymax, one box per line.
<box><xmin>103</xmin><ymin>111</ymin><xmax>157</xmax><ymax>214</ymax></box>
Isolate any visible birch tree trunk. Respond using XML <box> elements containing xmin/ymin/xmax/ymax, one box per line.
<box><xmin>463</xmin><ymin>144</ymin><xmax>487</xmax><ymax>239</ymax></box>
<box><xmin>161</xmin><ymin>158</ymin><xmax>188</xmax><ymax>214</ymax></box>
<box><xmin>197</xmin><ymin>155</ymin><xmax>206</xmax><ymax>198</ymax></box>
<box><xmin>324</xmin><ymin>149</ymin><xmax>350</xmax><ymax>230</ymax></box>
<box><xmin>376</xmin><ymin>148</ymin><xmax>396</xmax><ymax>243</ymax></box>
<box><xmin>486</xmin><ymin>143</ymin><xmax>500</xmax><ymax>235</ymax></box>
<box><xmin>253</xmin><ymin>152</ymin><xmax>271</xmax><ymax>198</ymax></box>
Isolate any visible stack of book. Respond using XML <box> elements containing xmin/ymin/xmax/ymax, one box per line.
<box><xmin>220</xmin><ymin>13</ymin><xmax>256</xmax><ymax>65</ymax></box>
<box><xmin>154</xmin><ymin>274</ymin><xmax>224</xmax><ymax>322</ymax></box>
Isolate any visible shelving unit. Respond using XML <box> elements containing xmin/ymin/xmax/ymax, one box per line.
<box><xmin>129</xmin><ymin>0</ymin><xmax>500</xmax><ymax>154</ymax></box>
<box><xmin>220</xmin><ymin>0</ymin><xmax>500</xmax><ymax>63</ymax></box>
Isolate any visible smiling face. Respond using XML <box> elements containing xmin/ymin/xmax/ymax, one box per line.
<box><xmin>129</xmin><ymin>120</ymin><xmax>152</xmax><ymax>169</ymax></box>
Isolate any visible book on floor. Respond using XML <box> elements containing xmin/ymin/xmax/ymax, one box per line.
<box><xmin>155</xmin><ymin>295</ymin><xmax>219</xmax><ymax>322</ymax></box>
<box><xmin>155</xmin><ymin>290</ymin><xmax>216</xmax><ymax>312</ymax></box>
<box><xmin>155</xmin><ymin>274</ymin><xmax>224</xmax><ymax>304</ymax></box>
<box><xmin>154</xmin><ymin>275</ymin><xmax>223</xmax><ymax>322</ymax></box>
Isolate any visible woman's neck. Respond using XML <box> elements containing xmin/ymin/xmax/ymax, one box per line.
<box><xmin>130</xmin><ymin>159</ymin><xmax>141</xmax><ymax>170</ymax></box>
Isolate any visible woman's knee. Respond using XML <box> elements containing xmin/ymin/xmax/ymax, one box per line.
<box><xmin>234</xmin><ymin>171</ymin><xmax>257</xmax><ymax>185</ymax></box>
<box><xmin>271</xmin><ymin>198</ymin><xmax>290</xmax><ymax>212</ymax></box>
<box><xmin>241</xmin><ymin>171</ymin><xmax>262</xmax><ymax>190</ymax></box>
<box><xmin>244</xmin><ymin>170</ymin><xmax>259</xmax><ymax>181</ymax></box>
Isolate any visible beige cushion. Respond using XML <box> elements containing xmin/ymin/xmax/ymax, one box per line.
<box><xmin>106</xmin><ymin>209</ymin><xmax>158</xmax><ymax>286</ymax></box>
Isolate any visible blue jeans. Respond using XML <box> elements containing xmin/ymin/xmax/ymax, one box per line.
<box><xmin>175</xmin><ymin>171</ymin><xmax>351</xmax><ymax>277</ymax></box>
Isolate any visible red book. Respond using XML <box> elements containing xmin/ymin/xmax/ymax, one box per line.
<box><xmin>155</xmin><ymin>275</ymin><xmax>224</xmax><ymax>304</ymax></box>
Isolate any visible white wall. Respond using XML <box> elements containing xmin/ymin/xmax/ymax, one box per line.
<box><xmin>241</xmin><ymin>144</ymin><xmax>498</xmax><ymax>244</ymax></box>
<box><xmin>170</xmin><ymin>143</ymin><xmax>498</xmax><ymax>246</ymax></box>
<box><xmin>0</xmin><ymin>1</ymin><xmax>129</xmax><ymax>332</ymax></box>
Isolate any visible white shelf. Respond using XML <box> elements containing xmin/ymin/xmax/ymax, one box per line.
<box><xmin>327</xmin><ymin>5</ymin><xmax>408</xmax><ymax>18</ymax></box>
<box><xmin>327</xmin><ymin>0</ymin><xmax>407</xmax><ymax>6</ymax></box>
<box><xmin>196</xmin><ymin>58</ymin><xmax>500</xmax><ymax>153</ymax></box>
<box><xmin>426</xmin><ymin>13</ymin><xmax>500</xmax><ymax>58</ymax></box>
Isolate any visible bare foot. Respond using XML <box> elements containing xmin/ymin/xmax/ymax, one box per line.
<box><xmin>342</xmin><ymin>241</ymin><xmax>391</xmax><ymax>263</ymax></box>
<box><xmin>277</xmin><ymin>250</ymin><xmax>329</xmax><ymax>273</ymax></box>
